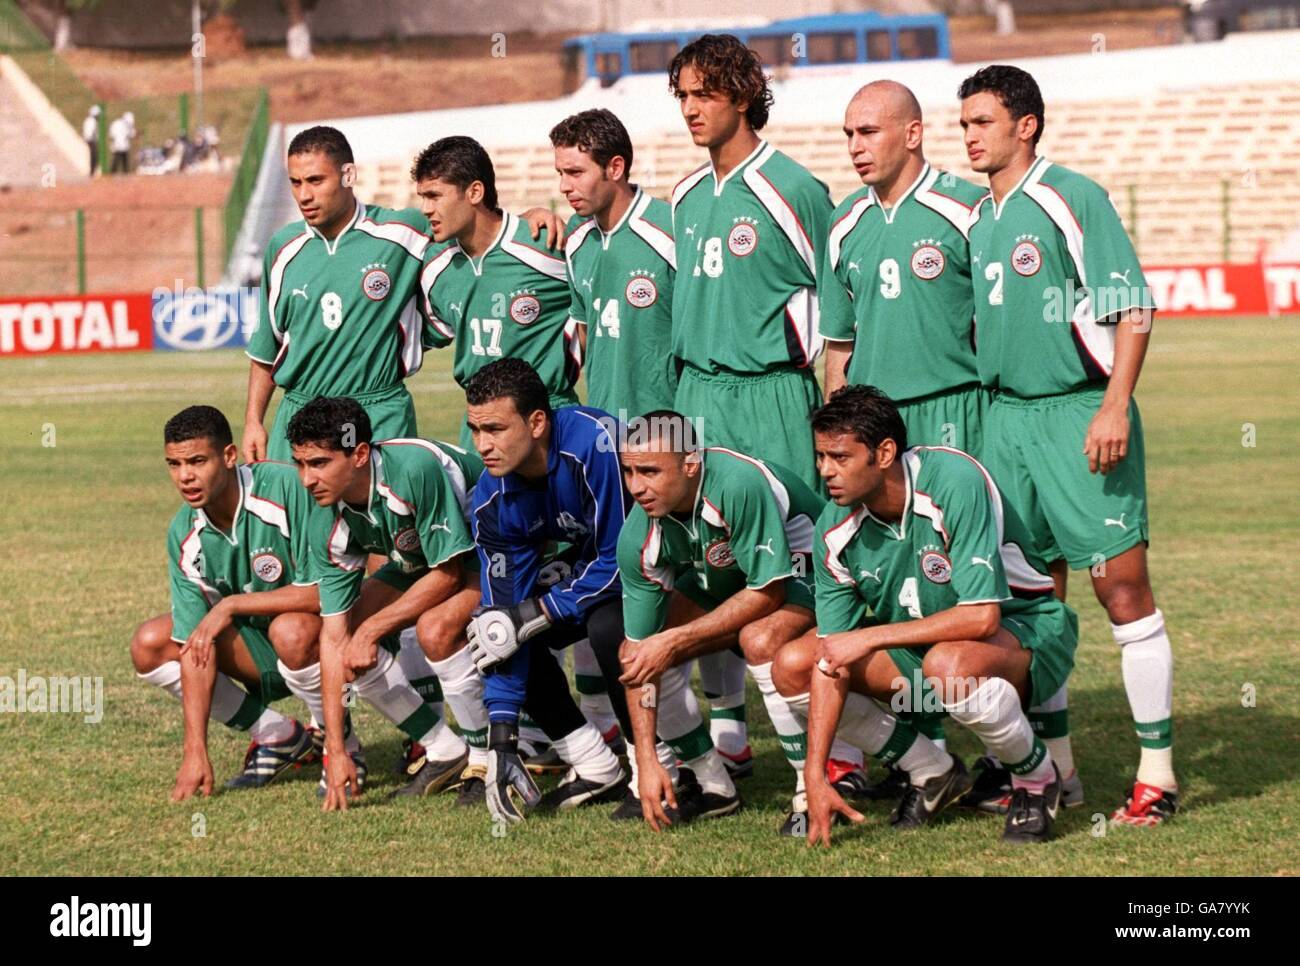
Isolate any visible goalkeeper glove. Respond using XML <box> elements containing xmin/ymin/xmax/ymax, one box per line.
<box><xmin>466</xmin><ymin>598</ymin><xmax>551</xmax><ymax>673</ymax></box>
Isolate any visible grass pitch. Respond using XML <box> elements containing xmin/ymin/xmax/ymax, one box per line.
<box><xmin>2</xmin><ymin>316</ymin><xmax>1298</xmax><ymax>875</ymax></box>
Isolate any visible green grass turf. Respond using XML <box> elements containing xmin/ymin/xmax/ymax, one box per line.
<box><xmin>1</xmin><ymin>316</ymin><xmax>1298</xmax><ymax>875</ymax></box>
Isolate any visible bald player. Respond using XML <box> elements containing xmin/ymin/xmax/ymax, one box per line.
<box><xmin>822</xmin><ymin>81</ymin><xmax>987</xmax><ymax>452</ymax></box>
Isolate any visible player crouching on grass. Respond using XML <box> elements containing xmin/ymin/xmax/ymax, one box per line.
<box><xmin>132</xmin><ymin>405</ymin><xmax>326</xmax><ymax>800</ymax></box>
<box><xmin>774</xmin><ymin>387</ymin><xmax>1079</xmax><ymax>844</ymax></box>
<box><xmin>288</xmin><ymin>397</ymin><xmax>482</xmax><ymax>810</ymax></box>
<box><xmin>615</xmin><ymin>412</ymin><xmax>872</xmax><ymax>834</ymax></box>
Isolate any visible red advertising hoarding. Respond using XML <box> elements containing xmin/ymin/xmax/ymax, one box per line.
<box><xmin>0</xmin><ymin>292</ymin><xmax>153</xmax><ymax>356</ymax></box>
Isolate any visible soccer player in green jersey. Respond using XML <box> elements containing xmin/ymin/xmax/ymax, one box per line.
<box><xmin>552</xmin><ymin>108</ymin><xmax>678</xmax><ymax>420</ymax></box>
<box><xmin>822</xmin><ymin>81</ymin><xmax>989</xmax><ymax>454</ymax></box>
<box><xmin>416</xmin><ymin>136</ymin><xmax>580</xmax><ymax>449</ymax></box>
<box><xmin>821</xmin><ymin>81</ymin><xmax>996</xmax><ymax>802</ymax></box>
<box><xmin>615</xmin><ymin>412</ymin><xmax>867</xmax><ymax>834</ymax></box>
<box><xmin>669</xmin><ymin>34</ymin><xmax>838</xmax><ymax>768</ymax></box>
<box><xmin>244</xmin><ymin>126</ymin><xmax>432</xmax><ymax>465</ymax></box>
<box><xmin>130</xmin><ymin>406</ymin><xmax>324</xmax><ymax>800</ymax></box>
<box><xmin>288</xmin><ymin>397</ymin><xmax>478</xmax><ymax>810</ymax></box>
<box><xmin>960</xmin><ymin>66</ymin><xmax>1178</xmax><ymax>825</ymax></box>
<box><xmin>667</xmin><ymin>34</ymin><xmax>834</xmax><ymax>490</ymax></box>
<box><xmin>774</xmin><ymin>387</ymin><xmax>1079</xmax><ymax>844</ymax></box>
<box><xmin>550</xmin><ymin>107</ymin><xmax>676</xmax><ymax>762</ymax></box>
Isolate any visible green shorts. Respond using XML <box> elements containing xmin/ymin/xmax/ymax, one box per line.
<box><xmin>458</xmin><ymin>390</ymin><xmax>580</xmax><ymax>450</ymax></box>
<box><xmin>233</xmin><ymin>619</ymin><xmax>293</xmax><ymax>702</ymax></box>
<box><xmin>896</xmin><ymin>384</ymin><xmax>992</xmax><ymax>459</ymax></box>
<box><xmin>674</xmin><ymin>365</ymin><xmax>822</xmax><ymax>493</ymax></box>
<box><xmin>675</xmin><ymin>559</ymin><xmax>815</xmax><ymax>617</ymax></box>
<box><xmin>885</xmin><ymin>599</ymin><xmax>1078</xmax><ymax>711</ymax></box>
<box><xmin>267</xmin><ymin>383</ymin><xmax>418</xmax><ymax>462</ymax></box>
<box><xmin>983</xmin><ymin>387</ymin><xmax>1149</xmax><ymax>569</ymax></box>
<box><xmin>367</xmin><ymin>566</ymin><xmax>421</xmax><ymax>656</ymax></box>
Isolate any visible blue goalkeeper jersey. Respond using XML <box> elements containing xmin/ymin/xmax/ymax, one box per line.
<box><xmin>469</xmin><ymin>405</ymin><xmax>630</xmax><ymax>623</ymax></box>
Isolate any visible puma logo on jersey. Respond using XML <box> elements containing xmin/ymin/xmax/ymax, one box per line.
<box><xmin>971</xmin><ymin>556</ymin><xmax>995</xmax><ymax>572</ymax></box>
<box><xmin>685</xmin><ymin>224</ymin><xmax>697</xmax><ymax>238</ymax></box>
<box><xmin>580</xmin><ymin>278</ymin><xmax>593</xmax><ymax>291</ymax></box>
<box><xmin>291</xmin><ymin>286</ymin><xmax>309</xmax><ymax>300</ymax></box>
<box><xmin>1109</xmin><ymin>270</ymin><xmax>1132</xmax><ymax>284</ymax></box>
<box><xmin>429</xmin><ymin>520</ymin><xmax>452</xmax><ymax>535</ymax></box>
<box><xmin>754</xmin><ymin>539</ymin><xmax>775</xmax><ymax>556</ymax></box>
<box><xmin>847</xmin><ymin>261</ymin><xmax>861</xmax><ymax>274</ymax></box>
<box><xmin>859</xmin><ymin>567</ymin><xmax>883</xmax><ymax>583</ymax></box>
<box><xmin>448</xmin><ymin>301</ymin><xmax>463</xmax><ymax>318</ymax></box>
<box><xmin>1105</xmin><ymin>514</ymin><xmax>1128</xmax><ymax>530</ymax></box>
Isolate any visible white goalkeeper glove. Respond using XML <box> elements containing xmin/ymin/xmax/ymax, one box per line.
<box><xmin>466</xmin><ymin>598</ymin><xmax>552</xmax><ymax>674</ymax></box>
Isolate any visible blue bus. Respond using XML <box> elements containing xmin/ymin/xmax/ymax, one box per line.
<box><xmin>562</xmin><ymin>13</ymin><xmax>952</xmax><ymax>90</ymax></box>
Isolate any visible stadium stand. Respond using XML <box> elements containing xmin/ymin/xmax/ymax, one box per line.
<box><xmin>349</xmin><ymin>77</ymin><xmax>1300</xmax><ymax>265</ymax></box>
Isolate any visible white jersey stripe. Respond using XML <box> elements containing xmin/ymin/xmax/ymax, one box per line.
<box><xmin>395</xmin><ymin>295</ymin><xmax>424</xmax><ymax>377</ymax></box>
<box><xmin>915</xmin><ymin>168</ymin><xmax>975</xmax><ymax>241</ymax></box>
<box><xmin>744</xmin><ymin>146</ymin><xmax>817</xmax><ymax>277</ymax></box>
<box><xmin>828</xmin><ymin>195</ymin><xmax>874</xmax><ymax>271</ymax></box>
<box><xmin>420</xmin><ymin>246</ymin><xmax>457</xmax><ymax>341</ymax></box>
<box><xmin>671</xmin><ymin>163</ymin><xmax>711</xmax><ymax>216</ymax></box>
<box><xmin>266</xmin><ymin>230</ymin><xmax>312</xmax><ymax>340</ymax></box>
<box><xmin>355</xmin><ymin>216</ymin><xmax>429</xmax><ymax>261</ymax></box>
<box><xmin>1023</xmin><ymin>162</ymin><xmax>1115</xmax><ymax>375</ymax></box>
<box><xmin>630</xmin><ymin>192</ymin><xmax>677</xmax><ymax>270</ymax></box>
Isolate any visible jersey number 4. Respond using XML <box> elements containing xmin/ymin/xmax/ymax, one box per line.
<box><xmin>898</xmin><ymin>576</ymin><xmax>923</xmax><ymax>619</ymax></box>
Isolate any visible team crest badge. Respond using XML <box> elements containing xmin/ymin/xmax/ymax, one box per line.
<box><xmin>1011</xmin><ymin>237</ymin><xmax>1042</xmax><ymax>277</ymax></box>
<box><xmin>705</xmin><ymin>538</ymin><xmax>737</xmax><ymax>569</ymax></box>
<box><xmin>625</xmin><ymin>274</ymin><xmax>658</xmax><ymax>308</ymax></box>
<box><xmin>251</xmin><ymin>552</ymin><xmax>284</xmax><ymax>583</ymax></box>
<box><xmin>920</xmin><ymin>551</ymin><xmax>953</xmax><ymax>584</ymax></box>
<box><xmin>394</xmin><ymin>527</ymin><xmax>421</xmax><ymax>553</ymax></box>
<box><xmin>509</xmin><ymin>293</ymin><xmax>541</xmax><ymax>325</ymax></box>
<box><xmin>911</xmin><ymin>242</ymin><xmax>946</xmax><ymax>280</ymax></box>
<box><xmin>362</xmin><ymin>268</ymin><xmax>391</xmax><ymax>301</ymax></box>
<box><xmin>727</xmin><ymin>220</ymin><xmax>758</xmax><ymax>257</ymax></box>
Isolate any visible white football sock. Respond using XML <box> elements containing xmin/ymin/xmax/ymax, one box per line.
<box><xmin>1114</xmin><ymin>609</ymin><xmax>1177</xmax><ymax>790</ymax></box>
<box><xmin>572</xmin><ymin>638</ymin><xmax>619</xmax><ymax>735</ymax></box>
<box><xmin>277</xmin><ymin>660</ymin><xmax>325</xmax><ymax>732</ymax></box>
<box><xmin>1029</xmin><ymin>683</ymin><xmax>1076</xmax><ymax>778</ymax></box>
<box><xmin>946</xmin><ymin>678</ymin><xmax>1054</xmax><ymax>789</ymax></box>
<box><xmin>397</xmin><ymin>627</ymin><xmax>443</xmax><ymax>716</ymax></box>
<box><xmin>698</xmin><ymin>650</ymin><xmax>749</xmax><ymax>754</ymax></box>
<box><xmin>429</xmin><ymin>646</ymin><xmax>490</xmax><ymax>766</ymax></box>
<box><xmin>352</xmin><ymin>648</ymin><xmax>461</xmax><ymax>761</ymax></box>
<box><xmin>749</xmin><ymin>661</ymin><xmax>806</xmax><ymax>780</ymax></box>
<box><xmin>138</xmin><ymin>661</ymin><xmax>184</xmax><ymax>701</ymax></box>
<box><xmin>552</xmin><ymin>723</ymin><xmax>623</xmax><ymax>784</ymax></box>
<box><xmin>627</xmin><ymin>740</ymin><xmax>680</xmax><ymax>798</ymax></box>
<box><xmin>249</xmin><ymin>706</ymin><xmax>297</xmax><ymax>744</ymax></box>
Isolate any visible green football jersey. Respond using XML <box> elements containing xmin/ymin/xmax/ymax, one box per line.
<box><xmin>311</xmin><ymin>439</ymin><xmax>483</xmax><ymax>616</ymax></box>
<box><xmin>821</xmin><ymin>164</ymin><xmax>986</xmax><ymax>402</ymax></box>
<box><xmin>565</xmin><ymin>187</ymin><xmax>678</xmax><ymax>418</ymax></box>
<box><xmin>968</xmin><ymin>158</ymin><xmax>1155</xmax><ymax>398</ymax></box>
<box><xmin>671</xmin><ymin>141</ymin><xmax>833</xmax><ymax>374</ymax></box>
<box><xmin>247</xmin><ymin>200</ymin><xmax>432</xmax><ymax>396</ymax></box>
<box><xmin>421</xmin><ymin>211</ymin><xmax>578</xmax><ymax>398</ymax></box>
<box><xmin>814</xmin><ymin>446</ymin><xmax>1057</xmax><ymax>635</ymax></box>
<box><xmin>617</xmin><ymin>447</ymin><xmax>826</xmax><ymax>640</ymax></box>
<box><xmin>168</xmin><ymin>461</ymin><xmax>324</xmax><ymax>642</ymax></box>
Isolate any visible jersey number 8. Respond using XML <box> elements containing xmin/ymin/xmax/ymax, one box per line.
<box><xmin>320</xmin><ymin>292</ymin><xmax>344</xmax><ymax>330</ymax></box>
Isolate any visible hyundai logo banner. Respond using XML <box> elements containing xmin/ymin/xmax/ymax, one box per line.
<box><xmin>151</xmin><ymin>285</ymin><xmax>259</xmax><ymax>351</ymax></box>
